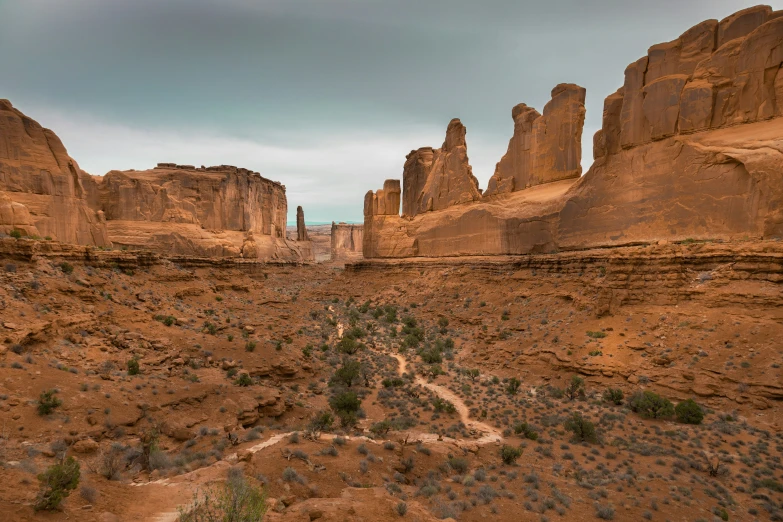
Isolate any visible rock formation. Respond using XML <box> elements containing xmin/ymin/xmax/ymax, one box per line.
<box><xmin>485</xmin><ymin>84</ymin><xmax>586</xmax><ymax>196</ymax></box>
<box><xmin>0</xmin><ymin>100</ymin><xmax>110</xmax><ymax>245</ymax></box>
<box><xmin>330</xmin><ymin>222</ymin><xmax>363</xmax><ymax>262</ymax></box>
<box><xmin>0</xmin><ymin>101</ymin><xmax>310</xmax><ymax>262</ymax></box>
<box><xmin>363</xmin><ymin>6</ymin><xmax>783</xmax><ymax>258</ymax></box>
<box><xmin>296</xmin><ymin>206</ymin><xmax>309</xmax><ymax>241</ymax></box>
<box><xmin>402</xmin><ymin>119</ymin><xmax>482</xmax><ymax>217</ymax></box>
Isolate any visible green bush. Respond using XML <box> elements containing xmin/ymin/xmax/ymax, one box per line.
<box><xmin>628</xmin><ymin>391</ymin><xmax>674</xmax><ymax>419</ymax></box>
<box><xmin>337</xmin><ymin>336</ymin><xmax>360</xmax><ymax>355</ymax></box>
<box><xmin>34</xmin><ymin>457</ymin><xmax>80</xmax><ymax>511</ymax></box>
<box><xmin>500</xmin><ymin>445</ymin><xmax>522</xmax><ymax>464</ymax></box>
<box><xmin>329</xmin><ymin>391</ymin><xmax>361</xmax><ymax>415</ymax></box>
<box><xmin>432</xmin><ymin>397</ymin><xmax>456</xmax><ymax>414</ymax></box>
<box><xmin>178</xmin><ymin>474</ymin><xmax>266</xmax><ymax>521</ymax></box>
<box><xmin>564</xmin><ymin>412</ymin><xmax>598</xmax><ymax>443</ymax></box>
<box><xmin>330</xmin><ymin>359</ymin><xmax>361</xmax><ymax>388</ymax></box>
<box><xmin>127</xmin><ymin>358</ymin><xmax>140</xmax><ymax>376</ymax></box>
<box><xmin>59</xmin><ymin>262</ymin><xmax>74</xmax><ymax>274</ymax></box>
<box><xmin>154</xmin><ymin>315</ymin><xmax>176</xmax><ymax>326</ymax></box>
<box><xmin>9</xmin><ymin>229</ymin><xmax>22</xmax><ymax>239</ymax></box>
<box><xmin>513</xmin><ymin>422</ymin><xmax>538</xmax><ymax>441</ymax></box>
<box><xmin>235</xmin><ymin>373</ymin><xmax>252</xmax><ymax>387</ymax></box>
<box><xmin>675</xmin><ymin>399</ymin><xmax>704</xmax><ymax>424</ymax></box>
<box><xmin>37</xmin><ymin>389</ymin><xmax>62</xmax><ymax>416</ymax></box>
<box><xmin>603</xmin><ymin>388</ymin><xmax>624</xmax><ymax>405</ymax></box>
<box><xmin>586</xmin><ymin>330</ymin><xmax>606</xmax><ymax>338</ymax></box>
<box><xmin>307</xmin><ymin>411</ymin><xmax>334</xmax><ymax>435</ymax></box>
<box><xmin>506</xmin><ymin>377</ymin><xmax>521</xmax><ymax>395</ymax></box>
<box><xmin>565</xmin><ymin>375</ymin><xmax>585</xmax><ymax>400</ymax></box>
<box><xmin>245</xmin><ymin>341</ymin><xmax>256</xmax><ymax>352</ymax></box>
<box><xmin>447</xmin><ymin>457</ymin><xmax>469</xmax><ymax>474</ymax></box>
<box><xmin>370</xmin><ymin>420</ymin><xmax>392</xmax><ymax>436</ymax></box>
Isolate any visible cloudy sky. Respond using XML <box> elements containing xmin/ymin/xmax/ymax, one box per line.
<box><xmin>1</xmin><ymin>0</ymin><xmax>778</xmax><ymax>223</ymax></box>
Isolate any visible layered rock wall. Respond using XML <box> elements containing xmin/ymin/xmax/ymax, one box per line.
<box><xmin>330</xmin><ymin>222</ymin><xmax>363</xmax><ymax>262</ymax></box>
<box><xmin>0</xmin><ymin>100</ymin><xmax>110</xmax><ymax>245</ymax></box>
<box><xmin>485</xmin><ymin>84</ymin><xmax>586</xmax><ymax>196</ymax></box>
<box><xmin>363</xmin><ymin>5</ymin><xmax>783</xmax><ymax>259</ymax></box>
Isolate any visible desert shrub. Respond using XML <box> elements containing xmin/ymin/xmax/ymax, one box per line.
<box><xmin>382</xmin><ymin>377</ymin><xmax>405</xmax><ymax>388</ymax></box>
<box><xmin>564</xmin><ymin>412</ymin><xmax>598</xmax><ymax>443</ymax></box>
<box><xmin>603</xmin><ymin>388</ymin><xmax>624</xmax><ymax>405</ymax></box>
<box><xmin>628</xmin><ymin>391</ymin><xmax>674</xmax><ymax>419</ymax></box>
<box><xmin>34</xmin><ymin>457</ymin><xmax>80</xmax><ymax>511</ymax></box>
<box><xmin>396</xmin><ymin>501</ymin><xmax>408</xmax><ymax>516</ymax></box>
<box><xmin>448</xmin><ymin>457</ymin><xmax>469</xmax><ymax>474</ymax></box>
<box><xmin>127</xmin><ymin>358</ymin><xmax>140</xmax><ymax>376</ymax></box>
<box><xmin>79</xmin><ymin>484</ymin><xmax>98</xmax><ymax>503</ymax></box>
<box><xmin>675</xmin><ymin>399</ymin><xmax>704</xmax><ymax>425</ymax></box>
<box><xmin>307</xmin><ymin>411</ymin><xmax>334</xmax><ymax>436</ymax></box>
<box><xmin>586</xmin><ymin>331</ymin><xmax>606</xmax><ymax>339</ymax></box>
<box><xmin>245</xmin><ymin>341</ymin><xmax>256</xmax><ymax>352</ymax></box>
<box><xmin>154</xmin><ymin>314</ymin><xmax>176</xmax><ymax>327</ymax></box>
<box><xmin>506</xmin><ymin>377</ymin><xmax>521</xmax><ymax>395</ymax></box>
<box><xmin>595</xmin><ymin>503</ymin><xmax>615</xmax><ymax>520</ymax></box>
<box><xmin>9</xmin><ymin>229</ymin><xmax>22</xmax><ymax>239</ymax></box>
<box><xmin>370</xmin><ymin>420</ymin><xmax>392</xmax><ymax>436</ymax></box>
<box><xmin>432</xmin><ymin>397</ymin><xmax>456</xmax><ymax>414</ymax></box>
<box><xmin>235</xmin><ymin>373</ymin><xmax>252</xmax><ymax>387</ymax></box>
<box><xmin>330</xmin><ymin>358</ymin><xmax>361</xmax><ymax>388</ymax></box>
<box><xmin>37</xmin><ymin>389</ymin><xmax>62</xmax><ymax>416</ymax></box>
<box><xmin>513</xmin><ymin>422</ymin><xmax>538</xmax><ymax>441</ymax></box>
<box><xmin>418</xmin><ymin>346</ymin><xmax>442</xmax><ymax>364</ymax></box>
<box><xmin>329</xmin><ymin>391</ymin><xmax>361</xmax><ymax>426</ymax></box>
<box><xmin>565</xmin><ymin>375</ymin><xmax>585</xmax><ymax>400</ymax></box>
<box><xmin>96</xmin><ymin>444</ymin><xmax>125</xmax><ymax>480</ymax></box>
<box><xmin>59</xmin><ymin>262</ymin><xmax>74</xmax><ymax>274</ymax></box>
<box><xmin>337</xmin><ymin>337</ymin><xmax>360</xmax><ymax>355</ymax></box>
<box><xmin>500</xmin><ymin>445</ymin><xmax>522</xmax><ymax>465</ymax></box>
<box><xmin>178</xmin><ymin>473</ymin><xmax>266</xmax><ymax>521</ymax></box>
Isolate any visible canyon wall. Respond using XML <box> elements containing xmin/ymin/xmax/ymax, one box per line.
<box><xmin>0</xmin><ymin>102</ymin><xmax>310</xmax><ymax>262</ymax></box>
<box><xmin>364</xmin><ymin>5</ymin><xmax>783</xmax><ymax>258</ymax></box>
<box><xmin>330</xmin><ymin>222</ymin><xmax>363</xmax><ymax>262</ymax></box>
<box><xmin>0</xmin><ymin>100</ymin><xmax>110</xmax><ymax>246</ymax></box>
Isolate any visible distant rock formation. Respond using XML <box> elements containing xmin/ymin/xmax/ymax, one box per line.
<box><xmin>0</xmin><ymin>101</ymin><xmax>309</xmax><ymax>262</ymax></box>
<box><xmin>364</xmin><ymin>5</ymin><xmax>783</xmax><ymax>258</ymax></box>
<box><xmin>402</xmin><ymin>119</ymin><xmax>482</xmax><ymax>217</ymax></box>
<box><xmin>485</xmin><ymin>84</ymin><xmax>586</xmax><ymax>196</ymax></box>
<box><xmin>296</xmin><ymin>206</ymin><xmax>309</xmax><ymax>241</ymax></box>
<box><xmin>331</xmin><ymin>222</ymin><xmax>363</xmax><ymax>262</ymax></box>
<box><xmin>0</xmin><ymin>100</ymin><xmax>110</xmax><ymax>245</ymax></box>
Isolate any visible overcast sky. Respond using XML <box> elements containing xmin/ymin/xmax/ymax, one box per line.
<box><xmin>1</xmin><ymin>0</ymin><xmax>778</xmax><ymax>223</ymax></box>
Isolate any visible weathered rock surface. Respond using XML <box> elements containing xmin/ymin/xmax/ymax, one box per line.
<box><xmin>330</xmin><ymin>222</ymin><xmax>363</xmax><ymax>262</ymax></box>
<box><xmin>363</xmin><ymin>6</ymin><xmax>783</xmax><ymax>258</ymax></box>
<box><xmin>296</xmin><ymin>206</ymin><xmax>309</xmax><ymax>241</ymax></box>
<box><xmin>485</xmin><ymin>84</ymin><xmax>586</xmax><ymax>196</ymax></box>
<box><xmin>0</xmin><ymin>102</ymin><xmax>309</xmax><ymax>262</ymax></box>
<box><xmin>401</xmin><ymin>119</ymin><xmax>481</xmax><ymax>217</ymax></box>
<box><xmin>0</xmin><ymin>100</ymin><xmax>110</xmax><ymax>245</ymax></box>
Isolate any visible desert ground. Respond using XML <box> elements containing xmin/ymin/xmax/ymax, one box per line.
<box><xmin>0</xmin><ymin>238</ymin><xmax>780</xmax><ymax>522</ymax></box>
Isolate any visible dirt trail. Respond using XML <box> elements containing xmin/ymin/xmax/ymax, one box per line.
<box><xmin>389</xmin><ymin>352</ymin><xmax>502</xmax><ymax>446</ymax></box>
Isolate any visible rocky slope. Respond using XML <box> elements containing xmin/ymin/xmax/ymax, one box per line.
<box><xmin>363</xmin><ymin>5</ymin><xmax>783</xmax><ymax>258</ymax></box>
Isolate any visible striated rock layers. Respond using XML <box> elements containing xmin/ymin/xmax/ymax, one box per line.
<box><xmin>331</xmin><ymin>222</ymin><xmax>363</xmax><ymax>262</ymax></box>
<box><xmin>296</xmin><ymin>206</ymin><xmax>309</xmax><ymax>241</ymax></box>
<box><xmin>89</xmin><ymin>164</ymin><xmax>309</xmax><ymax>261</ymax></box>
<box><xmin>0</xmin><ymin>101</ymin><xmax>310</xmax><ymax>262</ymax></box>
<box><xmin>0</xmin><ymin>100</ymin><xmax>110</xmax><ymax>245</ymax></box>
<box><xmin>364</xmin><ymin>5</ymin><xmax>783</xmax><ymax>258</ymax></box>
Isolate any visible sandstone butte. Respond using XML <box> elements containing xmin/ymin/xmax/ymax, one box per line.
<box><xmin>330</xmin><ymin>222</ymin><xmax>364</xmax><ymax>262</ymax></box>
<box><xmin>364</xmin><ymin>5</ymin><xmax>783</xmax><ymax>258</ymax></box>
<box><xmin>0</xmin><ymin>101</ymin><xmax>313</xmax><ymax>262</ymax></box>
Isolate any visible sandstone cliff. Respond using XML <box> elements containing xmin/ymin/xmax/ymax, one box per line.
<box><xmin>363</xmin><ymin>5</ymin><xmax>783</xmax><ymax>258</ymax></box>
<box><xmin>90</xmin><ymin>164</ymin><xmax>308</xmax><ymax>261</ymax></box>
<box><xmin>330</xmin><ymin>222</ymin><xmax>363</xmax><ymax>262</ymax></box>
<box><xmin>0</xmin><ymin>100</ymin><xmax>110</xmax><ymax>245</ymax></box>
<box><xmin>402</xmin><ymin>119</ymin><xmax>482</xmax><ymax>217</ymax></box>
<box><xmin>485</xmin><ymin>84</ymin><xmax>586</xmax><ymax>196</ymax></box>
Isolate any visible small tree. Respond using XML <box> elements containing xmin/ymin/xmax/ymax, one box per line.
<box><xmin>235</xmin><ymin>373</ymin><xmax>252</xmax><ymax>387</ymax></box>
<box><xmin>564</xmin><ymin>412</ymin><xmax>597</xmax><ymax>443</ymax></box>
<box><xmin>628</xmin><ymin>391</ymin><xmax>674</xmax><ymax>419</ymax></box>
<box><xmin>329</xmin><ymin>391</ymin><xmax>361</xmax><ymax>427</ymax></box>
<box><xmin>603</xmin><ymin>388</ymin><xmax>624</xmax><ymax>405</ymax></box>
<box><xmin>506</xmin><ymin>377</ymin><xmax>522</xmax><ymax>395</ymax></box>
<box><xmin>675</xmin><ymin>399</ymin><xmax>704</xmax><ymax>425</ymax></box>
<box><xmin>565</xmin><ymin>375</ymin><xmax>585</xmax><ymax>400</ymax></box>
<box><xmin>37</xmin><ymin>389</ymin><xmax>62</xmax><ymax>416</ymax></box>
<box><xmin>370</xmin><ymin>420</ymin><xmax>392</xmax><ymax>437</ymax></box>
<box><xmin>306</xmin><ymin>411</ymin><xmax>334</xmax><ymax>439</ymax></box>
<box><xmin>466</xmin><ymin>369</ymin><xmax>480</xmax><ymax>382</ymax></box>
<box><xmin>127</xmin><ymin>358</ymin><xmax>140</xmax><ymax>376</ymax></box>
<box><xmin>34</xmin><ymin>457</ymin><xmax>80</xmax><ymax>511</ymax></box>
<box><xmin>500</xmin><ymin>445</ymin><xmax>522</xmax><ymax>465</ymax></box>
<box><xmin>330</xmin><ymin>358</ymin><xmax>361</xmax><ymax>388</ymax></box>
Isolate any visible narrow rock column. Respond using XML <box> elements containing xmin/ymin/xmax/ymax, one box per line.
<box><xmin>296</xmin><ymin>206</ymin><xmax>309</xmax><ymax>241</ymax></box>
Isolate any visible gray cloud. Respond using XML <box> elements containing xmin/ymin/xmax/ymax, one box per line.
<box><xmin>1</xmin><ymin>0</ymin><xmax>778</xmax><ymax>222</ymax></box>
